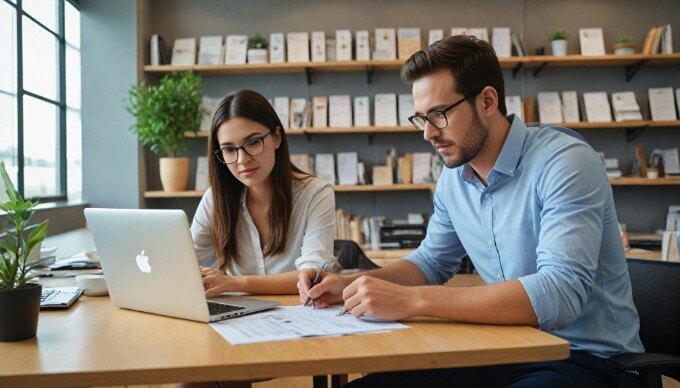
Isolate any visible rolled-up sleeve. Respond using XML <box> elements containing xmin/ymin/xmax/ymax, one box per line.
<box><xmin>190</xmin><ymin>188</ymin><xmax>217</xmax><ymax>267</ymax></box>
<box><xmin>518</xmin><ymin>143</ymin><xmax>605</xmax><ymax>331</ymax></box>
<box><xmin>295</xmin><ymin>183</ymin><xmax>338</xmax><ymax>271</ymax></box>
<box><xmin>404</xmin><ymin>174</ymin><xmax>467</xmax><ymax>285</ymax></box>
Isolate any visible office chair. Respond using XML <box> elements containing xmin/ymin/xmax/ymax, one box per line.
<box><xmin>333</xmin><ymin>240</ymin><xmax>381</xmax><ymax>270</ymax></box>
<box><xmin>605</xmin><ymin>258</ymin><xmax>680</xmax><ymax>388</ymax></box>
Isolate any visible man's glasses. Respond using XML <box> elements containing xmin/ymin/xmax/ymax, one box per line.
<box><xmin>214</xmin><ymin>128</ymin><xmax>276</xmax><ymax>164</ymax></box>
<box><xmin>408</xmin><ymin>88</ymin><xmax>483</xmax><ymax>131</ymax></box>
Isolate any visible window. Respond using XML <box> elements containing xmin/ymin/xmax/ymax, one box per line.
<box><xmin>0</xmin><ymin>0</ymin><xmax>81</xmax><ymax>202</ymax></box>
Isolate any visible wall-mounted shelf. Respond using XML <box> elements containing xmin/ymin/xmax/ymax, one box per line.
<box><xmin>145</xmin><ymin>54</ymin><xmax>680</xmax><ymax>83</ymax></box>
<box><xmin>144</xmin><ymin>178</ymin><xmax>678</xmax><ymax>199</ymax></box>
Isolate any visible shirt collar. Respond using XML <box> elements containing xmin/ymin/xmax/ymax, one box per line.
<box><xmin>459</xmin><ymin>114</ymin><xmax>527</xmax><ymax>182</ymax></box>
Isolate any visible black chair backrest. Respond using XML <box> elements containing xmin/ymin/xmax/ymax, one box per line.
<box><xmin>626</xmin><ymin>258</ymin><xmax>680</xmax><ymax>356</ymax></box>
<box><xmin>334</xmin><ymin>240</ymin><xmax>380</xmax><ymax>270</ymax></box>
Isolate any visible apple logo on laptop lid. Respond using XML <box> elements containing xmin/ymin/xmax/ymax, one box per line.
<box><xmin>135</xmin><ymin>250</ymin><xmax>152</xmax><ymax>273</ymax></box>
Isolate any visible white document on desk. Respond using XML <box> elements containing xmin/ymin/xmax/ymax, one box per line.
<box><xmin>210</xmin><ymin>305</ymin><xmax>409</xmax><ymax>345</ymax></box>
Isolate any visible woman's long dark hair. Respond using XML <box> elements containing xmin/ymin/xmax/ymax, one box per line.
<box><xmin>208</xmin><ymin>90</ymin><xmax>309</xmax><ymax>273</ymax></box>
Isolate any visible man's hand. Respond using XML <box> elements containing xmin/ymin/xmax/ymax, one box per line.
<box><xmin>297</xmin><ymin>268</ymin><xmax>348</xmax><ymax>308</ymax></box>
<box><xmin>342</xmin><ymin>276</ymin><xmax>421</xmax><ymax>320</ymax></box>
<box><xmin>201</xmin><ymin>267</ymin><xmax>241</xmax><ymax>298</ymax></box>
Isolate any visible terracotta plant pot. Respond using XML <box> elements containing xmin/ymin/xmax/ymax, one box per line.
<box><xmin>0</xmin><ymin>283</ymin><xmax>42</xmax><ymax>342</ymax></box>
<box><xmin>159</xmin><ymin>157</ymin><xmax>190</xmax><ymax>192</ymax></box>
<box><xmin>613</xmin><ymin>42</ymin><xmax>635</xmax><ymax>55</ymax></box>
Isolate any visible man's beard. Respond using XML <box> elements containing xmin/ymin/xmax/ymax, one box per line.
<box><xmin>433</xmin><ymin>110</ymin><xmax>488</xmax><ymax>169</ymax></box>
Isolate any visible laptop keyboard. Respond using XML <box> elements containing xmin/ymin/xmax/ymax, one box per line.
<box><xmin>207</xmin><ymin>301</ymin><xmax>246</xmax><ymax>316</ymax></box>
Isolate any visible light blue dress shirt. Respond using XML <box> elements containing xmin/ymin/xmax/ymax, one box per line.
<box><xmin>405</xmin><ymin>115</ymin><xmax>644</xmax><ymax>358</ymax></box>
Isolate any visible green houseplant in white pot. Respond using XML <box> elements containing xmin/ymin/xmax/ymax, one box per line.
<box><xmin>127</xmin><ymin>71</ymin><xmax>203</xmax><ymax>192</ymax></box>
<box><xmin>550</xmin><ymin>28</ymin><xmax>568</xmax><ymax>56</ymax></box>
<box><xmin>247</xmin><ymin>33</ymin><xmax>268</xmax><ymax>64</ymax></box>
<box><xmin>0</xmin><ymin>162</ymin><xmax>50</xmax><ymax>342</ymax></box>
<box><xmin>613</xmin><ymin>37</ymin><xmax>635</xmax><ymax>55</ymax></box>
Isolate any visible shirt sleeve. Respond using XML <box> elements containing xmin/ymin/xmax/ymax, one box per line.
<box><xmin>404</xmin><ymin>172</ymin><xmax>467</xmax><ymax>285</ymax></box>
<box><xmin>295</xmin><ymin>182</ymin><xmax>339</xmax><ymax>272</ymax></box>
<box><xmin>518</xmin><ymin>142</ymin><xmax>606</xmax><ymax>331</ymax></box>
<box><xmin>190</xmin><ymin>188</ymin><xmax>217</xmax><ymax>268</ymax></box>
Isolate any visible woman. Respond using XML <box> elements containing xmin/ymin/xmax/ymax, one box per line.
<box><xmin>191</xmin><ymin>89</ymin><xmax>337</xmax><ymax>297</ymax></box>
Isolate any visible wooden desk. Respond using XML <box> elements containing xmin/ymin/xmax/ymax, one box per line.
<box><xmin>0</xmin><ymin>291</ymin><xmax>568</xmax><ymax>387</ymax></box>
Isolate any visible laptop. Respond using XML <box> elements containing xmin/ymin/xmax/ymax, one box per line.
<box><xmin>84</xmin><ymin>208</ymin><xmax>280</xmax><ymax>322</ymax></box>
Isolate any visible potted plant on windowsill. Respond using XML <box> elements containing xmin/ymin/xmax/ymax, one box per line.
<box><xmin>613</xmin><ymin>37</ymin><xmax>636</xmax><ymax>55</ymax></box>
<box><xmin>550</xmin><ymin>27</ymin><xmax>568</xmax><ymax>56</ymax></box>
<box><xmin>0</xmin><ymin>162</ymin><xmax>50</xmax><ymax>342</ymax></box>
<box><xmin>247</xmin><ymin>33</ymin><xmax>268</xmax><ymax>64</ymax></box>
<box><xmin>127</xmin><ymin>71</ymin><xmax>204</xmax><ymax>192</ymax></box>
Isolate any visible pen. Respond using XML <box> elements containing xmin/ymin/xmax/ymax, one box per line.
<box><xmin>303</xmin><ymin>260</ymin><xmax>329</xmax><ymax>308</ymax></box>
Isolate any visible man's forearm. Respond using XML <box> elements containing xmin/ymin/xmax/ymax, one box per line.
<box><xmin>414</xmin><ymin>279</ymin><xmax>539</xmax><ymax>326</ymax></box>
<box><xmin>342</xmin><ymin>260</ymin><xmax>427</xmax><ymax>286</ymax></box>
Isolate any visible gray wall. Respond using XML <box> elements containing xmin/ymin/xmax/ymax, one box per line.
<box><xmin>139</xmin><ymin>0</ymin><xmax>680</xmax><ymax>233</ymax></box>
<box><xmin>81</xmin><ymin>0</ymin><xmax>141</xmax><ymax>210</ymax></box>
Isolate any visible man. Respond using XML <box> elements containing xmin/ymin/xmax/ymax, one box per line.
<box><xmin>298</xmin><ymin>35</ymin><xmax>643</xmax><ymax>387</ymax></box>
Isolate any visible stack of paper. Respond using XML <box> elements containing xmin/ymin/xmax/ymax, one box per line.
<box><xmin>611</xmin><ymin>92</ymin><xmax>643</xmax><ymax>122</ymax></box>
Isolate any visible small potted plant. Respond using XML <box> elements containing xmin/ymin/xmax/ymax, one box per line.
<box><xmin>127</xmin><ymin>71</ymin><xmax>204</xmax><ymax>192</ymax></box>
<box><xmin>247</xmin><ymin>33</ymin><xmax>268</xmax><ymax>64</ymax></box>
<box><xmin>613</xmin><ymin>37</ymin><xmax>635</xmax><ymax>55</ymax></box>
<box><xmin>0</xmin><ymin>162</ymin><xmax>50</xmax><ymax>342</ymax></box>
<box><xmin>550</xmin><ymin>28</ymin><xmax>568</xmax><ymax>56</ymax></box>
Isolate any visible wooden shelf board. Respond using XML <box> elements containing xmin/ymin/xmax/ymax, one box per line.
<box><xmin>609</xmin><ymin>177</ymin><xmax>680</xmax><ymax>186</ymax></box>
<box><xmin>647</xmin><ymin>120</ymin><xmax>680</xmax><ymax>128</ymax></box>
<box><xmin>523</xmin><ymin>54</ymin><xmax>645</xmax><ymax>68</ymax></box>
<box><xmin>531</xmin><ymin>120</ymin><xmax>680</xmax><ymax>129</ymax></box>
<box><xmin>646</xmin><ymin>53</ymin><xmax>680</xmax><ymax>66</ymax></box>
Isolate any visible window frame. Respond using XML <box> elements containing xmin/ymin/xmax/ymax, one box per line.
<box><xmin>2</xmin><ymin>0</ymin><xmax>80</xmax><ymax>202</ymax></box>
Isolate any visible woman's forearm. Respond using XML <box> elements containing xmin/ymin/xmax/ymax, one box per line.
<box><xmin>236</xmin><ymin>270</ymin><xmax>300</xmax><ymax>294</ymax></box>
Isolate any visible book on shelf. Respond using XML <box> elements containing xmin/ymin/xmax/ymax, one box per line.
<box><xmin>511</xmin><ymin>32</ymin><xmax>527</xmax><ymax>57</ymax></box>
<box><xmin>505</xmin><ymin>96</ymin><xmax>524</xmax><ymax>121</ymax></box>
<box><xmin>336</xmin><ymin>30</ymin><xmax>352</xmax><ymax>61</ymax></box>
<box><xmin>492</xmin><ymin>27</ymin><xmax>511</xmax><ymax>58</ymax></box>
<box><xmin>225</xmin><ymin>35</ymin><xmax>248</xmax><ymax>64</ymax></box>
<box><xmin>468</xmin><ymin>28</ymin><xmax>489</xmax><ymax>42</ymax></box>
<box><xmin>661</xmin><ymin>24</ymin><xmax>673</xmax><ymax>54</ymax></box>
<box><xmin>676</xmin><ymin>89</ymin><xmax>680</xmax><ymax>117</ymax></box>
<box><xmin>598</xmin><ymin>152</ymin><xmax>622</xmax><ymax>178</ymax></box>
<box><xmin>374</xmin><ymin>93</ymin><xmax>398</xmax><ymax>127</ymax></box>
<box><xmin>195</xmin><ymin>156</ymin><xmax>209</xmax><ymax>191</ymax></box>
<box><xmin>412</xmin><ymin>153</ymin><xmax>432</xmax><ymax>184</ymax></box>
<box><xmin>287</xmin><ymin>32</ymin><xmax>310</xmax><ymax>62</ymax></box>
<box><xmin>312</xmin><ymin>96</ymin><xmax>328</xmax><ymax>128</ymax></box>
<box><xmin>374</xmin><ymin>28</ymin><xmax>396</xmax><ymax>60</ymax></box>
<box><xmin>667</xmin><ymin>206</ymin><xmax>680</xmax><ymax>231</ymax></box>
<box><xmin>642</xmin><ymin>25</ymin><xmax>672</xmax><ymax>54</ymax></box>
<box><xmin>450</xmin><ymin>27</ymin><xmax>469</xmax><ymax>37</ymax></box>
<box><xmin>311</xmin><ymin>31</ymin><xmax>326</xmax><ymax>62</ymax></box>
<box><xmin>289</xmin><ymin>98</ymin><xmax>307</xmax><ymax>129</ymax></box>
<box><xmin>198</xmin><ymin>36</ymin><xmax>223</xmax><ymax>65</ymax></box>
<box><xmin>357</xmin><ymin>162</ymin><xmax>366</xmax><ymax>185</ymax></box>
<box><xmin>325</xmin><ymin>38</ymin><xmax>337</xmax><ymax>61</ymax></box>
<box><xmin>397</xmin><ymin>28</ymin><xmax>421</xmax><ymax>59</ymax></box>
<box><xmin>537</xmin><ymin>92</ymin><xmax>563</xmax><ymax>124</ymax></box>
<box><xmin>170</xmin><ymin>38</ymin><xmax>196</xmax><ymax>66</ymax></box>
<box><xmin>648</xmin><ymin>87</ymin><xmax>678</xmax><ymax>121</ymax></box>
<box><xmin>579</xmin><ymin>28</ymin><xmax>606</xmax><ymax>56</ymax></box>
<box><xmin>150</xmin><ymin>34</ymin><xmax>168</xmax><ymax>66</ymax></box>
<box><xmin>428</xmin><ymin>29</ymin><xmax>444</xmax><ymax>46</ymax></box>
<box><xmin>583</xmin><ymin>92</ymin><xmax>613</xmax><ymax>123</ymax></box>
<box><xmin>611</xmin><ymin>92</ymin><xmax>643</xmax><ymax>122</ymax></box>
<box><xmin>355</xmin><ymin>30</ymin><xmax>370</xmax><ymax>61</ymax></box>
<box><xmin>652</xmin><ymin>148</ymin><xmax>680</xmax><ymax>176</ymax></box>
<box><xmin>561</xmin><ymin>91</ymin><xmax>580</xmax><ymax>123</ymax></box>
<box><xmin>329</xmin><ymin>95</ymin><xmax>352</xmax><ymax>128</ymax></box>
<box><xmin>291</xmin><ymin>154</ymin><xmax>314</xmax><ymax>175</ymax></box>
<box><xmin>431</xmin><ymin>154</ymin><xmax>444</xmax><ymax>182</ymax></box>
<box><xmin>398</xmin><ymin>154</ymin><xmax>413</xmax><ymax>184</ymax></box>
<box><xmin>372</xmin><ymin>166</ymin><xmax>394</xmax><ymax>186</ymax></box>
<box><xmin>661</xmin><ymin>230</ymin><xmax>680</xmax><ymax>262</ymax></box>
<box><xmin>269</xmin><ymin>33</ymin><xmax>285</xmax><ymax>63</ymax></box>
<box><xmin>334</xmin><ymin>209</ymin><xmax>364</xmax><ymax>246</ymax></box>
<box><xmin>398</xmin><ymin>94</ymin><xmax>415</xmax><ymax>126</ymax></box>
<box><xmin>353</xmin><ymin>96</ymin><xmax>370</xmax><ymax>127</ymax></box>
<box><xmin>273</xmin><ymin>97</ymin><xmax>290</xmax><ymax>129</ymax></box>
<box><xmin>315</xmin><ymin>154</ymin><xmax>336</xmax><ymax>184</ymax></box>
<box><xmin>337</xmin><ymin>152</ymin><xmax>359</xmax><ymax>186</ymax></box>
<box><xmin>633</xmin><ymin>146</ymin><xmax>648</xmax><ymax>177</ymax></box>
<box><xmin>200</xmin><ymin>97</ymin><xmax>220</xmax><ymax>130</ymax></box>
<box><xmin>386</xmin><ymin>148</ymin><xmax>397</xmax><ymax>176</ymax></box>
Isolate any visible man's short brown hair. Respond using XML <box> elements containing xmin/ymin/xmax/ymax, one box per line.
<box><xmin>401</xmin><ymin>35</ymin><xmax>507</xmax><ymax>115</ymax></box>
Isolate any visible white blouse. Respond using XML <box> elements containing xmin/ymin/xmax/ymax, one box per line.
<box><xmin>190</xmin><ymin>176</ymin><xmax>337</xmax><ymax>275</ymax></box>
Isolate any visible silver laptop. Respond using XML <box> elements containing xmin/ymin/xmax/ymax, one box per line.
<box><xmin>84</xmin><ymin>208</ymin><xmax>279</xmax><ymax>322</ymax></box>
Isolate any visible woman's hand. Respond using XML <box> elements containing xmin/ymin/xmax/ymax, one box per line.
<box><xmin>200</xmin><ymin>267</ymin><xmax>242</xmax><ymax>297</ymax></box>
